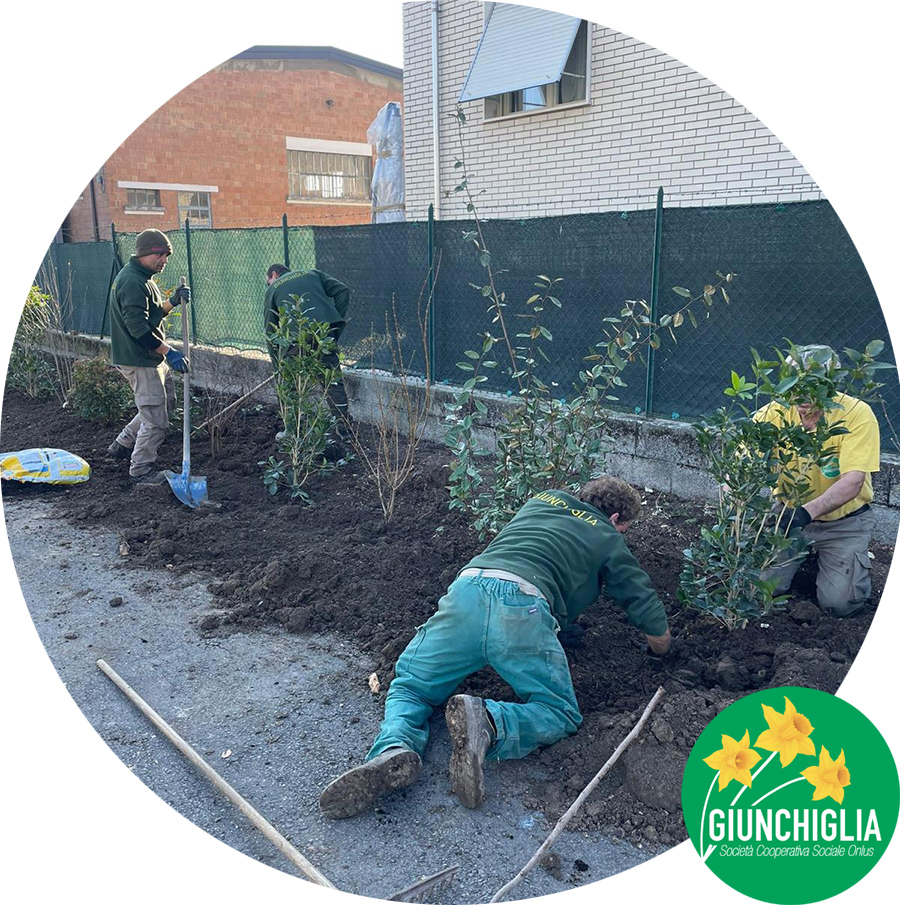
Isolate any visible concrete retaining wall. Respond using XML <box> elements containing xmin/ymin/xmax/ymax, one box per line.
<box><xmin>59</xmin><ymin>336</ymin><xmax>900</xmax><ymax>544</ymax></box>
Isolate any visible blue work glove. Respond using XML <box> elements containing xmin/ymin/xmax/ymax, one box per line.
<box><xmin>558</xmin><ymin>623</ymin><xmax>586</xmax><ymax>650</ymax></box>
<box><xmin>170</xmin><ymin>285</ymin><xmax>191</xmax><ymax>307</ymax></box>
<box><xmin>774</xmin><ymin>505</ymin><xmax>812</xmax><ymax>535</ymax></box>
<box><xmin>165</xmin><ymin>349</ymin><xmax>189</xmax><ymax>373</ymax></box>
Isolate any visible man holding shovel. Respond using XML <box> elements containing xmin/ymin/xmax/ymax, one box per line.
<box><xmin>318</xmin><ymin>476</ymin><xmax>670</xmax><ymax>818</ymax></box>
<box><xmin>107</xmin><ymin>228</ymin><xmax>190</xmax><ymax>485</ymax></box>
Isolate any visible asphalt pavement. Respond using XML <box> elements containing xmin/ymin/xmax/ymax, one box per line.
<box><xmin>5</xmin><ymin>494</ymin><xmax>651</xmax><ymax>903</ymax></box>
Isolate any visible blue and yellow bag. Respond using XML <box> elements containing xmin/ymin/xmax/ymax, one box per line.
<box><xmin>0</xmin><ymin>448</ymin><xmax>91</xmax><ymax>484</ymax></box>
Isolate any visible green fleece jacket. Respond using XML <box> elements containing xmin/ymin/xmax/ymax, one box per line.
<box><xmin>464</xmin><ymin>490</ymin><xmax>668</xmax><ymax>636</ymax></box>
<box><xmin>264</xmin><ymin>269</ymin><xmax>350</xmax><ymax>359</ymax></box>
<box><xmin>108</xmin><ymin>258</ymin><xmax>168</xmax><ymax>367</ymax></box>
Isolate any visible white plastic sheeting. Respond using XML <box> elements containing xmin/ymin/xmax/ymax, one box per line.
<box><xmin>367</xmin><ymin>101</ymin><xmax>406</xmax><ymax>223</ymax></box>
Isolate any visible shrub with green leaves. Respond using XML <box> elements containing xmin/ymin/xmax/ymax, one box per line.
<box><xmin>677</xmin><ymin>340</ymin><xmax>893</xmax><ymax>629</ymax></box>
<box><xmin>259</xmin><ymin>298</ymin><xmax>341</xmax><ymax>503</ymax></box>
<box><xmin>68</xmin><ymin>357</ymin><xmax>133</xmax><ymax>423</ymax></box>
<box><xmin>444</xmin><ymin>105</ymin><xmax>734</xmax><ymax>538</ymax></box>
<box><xmin>8</xmin><ymin>284</ymin><xmax>55</xmax><ymax>398</ymax></box>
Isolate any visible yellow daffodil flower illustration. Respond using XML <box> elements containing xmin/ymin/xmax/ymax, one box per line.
<box><xmin>754</xmin><ymin>696</ymin><xmax>815</xmax><ymax>766</ymax></box>
<box><xmin>703</xmin><ymin>729</ymin><xmax>762</xmax><ymax>791</ymax></box>
<box><xmin>801</xmin><ymin>746</ymin><xmax>851</xmax><ymax>804</ymax></box>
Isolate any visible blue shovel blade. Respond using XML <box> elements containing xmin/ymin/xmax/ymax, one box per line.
<box><xmin>164</xmin><ymin>468</ymin><xmax>208</xmax><ymax>509</ymax></box>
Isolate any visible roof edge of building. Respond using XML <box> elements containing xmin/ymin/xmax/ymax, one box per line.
<box><xmin>232</xmin><ymin>45</ymin><xmax>402</xmax><ymax>81</ymax></box>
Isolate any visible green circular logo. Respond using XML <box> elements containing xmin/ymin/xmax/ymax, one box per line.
<box><xmin>681</xmin><ymin>686</ymin><xmax>898</xmax><ymax>903</ymax></box>
<box><xmin>820</xmin><ymin>455</ymin><xmax>841</xmax><ymax>479</ymax></box>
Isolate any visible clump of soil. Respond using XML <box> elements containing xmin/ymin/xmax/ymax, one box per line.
<box><xmin>2</xmin><ymin>388</ymin><xmax>892</xmax><ymax>847</ymax></box>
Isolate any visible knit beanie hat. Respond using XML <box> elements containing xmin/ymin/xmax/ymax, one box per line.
<box><xmin>134</xmin><ymin>228</ymin><xmax>173</xmax><ymax>257</ymax></box>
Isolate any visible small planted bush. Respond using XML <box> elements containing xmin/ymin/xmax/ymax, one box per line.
<box><xmin>677</xmin><ymin>340</ymin><xmax>893</xmax><ymax>629</ymax></box>
<box><xmin>345</xmin><ymin>294</ymin><xmax>434</xmax><ymax>523</ymax></box>
<box><xmin>260</xmin><ymin>298</ymin><xmax>340</xmax><ymax>503</ymax></box>
<box><xmin>69</xmin><ymin>357</ymin><xmax>133</xmax><ymax>423</ymax></box>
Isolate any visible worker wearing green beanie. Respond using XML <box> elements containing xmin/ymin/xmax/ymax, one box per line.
<box><xmin>106</xmin><ymin>229</ymin><xmax>191</xmax><ymax>485</ymax></box>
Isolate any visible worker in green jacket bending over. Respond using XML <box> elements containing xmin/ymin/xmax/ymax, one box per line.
<box><xmin>319</xmin><ymin>476</ymin><xmax>671</xmax><ymax>818</ymax></box>
<box><xmin>264</xmin><ymin>264</ymin><xmax>351</xmax><ymax>431</ymax></box>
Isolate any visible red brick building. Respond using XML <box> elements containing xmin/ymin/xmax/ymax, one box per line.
<box><xmin>63</xmin><ymin>46</ymin><xmax>403</xmax><ymax>242</ymax></box>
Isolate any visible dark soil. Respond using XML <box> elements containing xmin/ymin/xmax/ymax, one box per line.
<box><xmin>2</xmin><ymin>388</ymin><xmax>893</xmax><ymax>849</ymax></box>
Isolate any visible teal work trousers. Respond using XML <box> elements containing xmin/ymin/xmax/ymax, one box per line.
<box><xmin>367</xmin><ymin>575</ymin><xmax>583</xmax><ymax>762</ymax></box>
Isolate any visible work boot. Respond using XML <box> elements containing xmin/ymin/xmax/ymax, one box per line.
<box><xmin>446</xmin><ymin>694</ymin><xmax>494</xmax><ymax>809</ymax></box>
<box><xmin>130</xmin><ymin>469</ymin><xmax>169</xmax><ymax>486</ymax></box>
<box><xmin>319</xmin><ymin>747</ymin><xmax>421</xmax><ymax>819</ymax></box>
<box><xmin>107</xmin><ymin>440</ymin><xmax>131</xmax><ymax>461</ymax></box>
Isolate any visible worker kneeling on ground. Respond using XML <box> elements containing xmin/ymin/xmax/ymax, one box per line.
<box><xmin>319</xmin><ymin>476</ymin><xmax>670</xmax><ymax>818</ymax></box>
<box><xmin>756</xmin><ymin>344</ymin><xmax>880</xmax><ymax>617</ymax></box>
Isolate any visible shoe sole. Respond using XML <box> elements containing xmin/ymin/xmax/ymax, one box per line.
<box><xmin>319</xmin><ymin>748</ymin><xmax>421</xmax><ymax>819</ymax></box>
<box><xmin>446</xmin><ymin>695</ymin><xmax>486</xmax><ymax>809</ymax></box>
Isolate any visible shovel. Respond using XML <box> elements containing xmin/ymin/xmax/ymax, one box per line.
<box><xmin>165</xmin><ymin>277</ymin><xmax>208</xmax><ymax>508</ymax></box>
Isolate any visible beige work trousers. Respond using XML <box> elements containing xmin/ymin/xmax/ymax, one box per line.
<box><xmin>115</xmin><ymin>364</ymin><xmax>176</xmax><ymax>477</ymax></box>
<box><xmin>765</xmin><ymin>509</ymin><xmax>875</xmax><ymax>617</ymax></box>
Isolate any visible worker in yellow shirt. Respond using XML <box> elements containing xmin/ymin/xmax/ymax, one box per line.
<box><xmin>755</xmin><ymin>345</ymin><xmax>880</xmax><ymax>617</ymax></box>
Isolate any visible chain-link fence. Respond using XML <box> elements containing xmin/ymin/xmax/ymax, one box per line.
<box><xmin>112</xmin><ymin>225</ymin><xmax>316</xmax><ymax>349</ymax></box>
<box><xmin>35</xmin><ymin>241</ymin><xmax>117</xmax><ymax>335</ymax></box>
<box><xmin>654</xmin><ymin>201</ymin><xmax>894</xmax><ymax>423</ymax></box>
<box><xmin>432</xmin><ymin>211</ymin><xmax>656</xmax><ymax>410</ymax></box>
<box><xmin>432</xmin><ymin>200</ymin><xmax>896</xmax><ymax>443</ymax></box>
<box><xmin>313</xmin><ymin>220</ymin><xmax>431</xmax><ymax>375</ymax></box>
<box><xmin>31</xmin><ymin>198</ymin><xmax>897</xmax><ymax>446</ymax></box>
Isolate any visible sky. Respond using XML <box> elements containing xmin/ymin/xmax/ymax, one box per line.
<box><xmin>229</xmin><ymin>3</ymin><xmax>404</xmax><ymax>67</ymax></box>
<box><xmin>1</xmin><ymin>2</ymin><xmax>897</xmax><ymax>904</ymax></box>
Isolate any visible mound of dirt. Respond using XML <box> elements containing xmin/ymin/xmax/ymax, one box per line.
<box><xmin>2</xmin><ymin>388</ymin><xmax>891</xmax><ymax>848</ymax></box>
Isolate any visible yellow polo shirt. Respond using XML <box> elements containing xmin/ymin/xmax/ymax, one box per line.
<box><xmin>754</xmin><ymin>393</ymin><xmax>880</xmax><ymax>521</ymax></box>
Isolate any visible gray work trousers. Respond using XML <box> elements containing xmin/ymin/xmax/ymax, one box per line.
<box><xmin>765</xmin><ymin>509</ymin><xmax>875</xmax><ymax>617</ymax></box>
<box><xmin>115</xmin><ymin>364</ymin><xmax>176</xmax><ymax>477</ymax></box>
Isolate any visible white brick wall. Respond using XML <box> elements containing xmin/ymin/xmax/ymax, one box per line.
<box><xmin>402</xmin><ymin>0</ymin><xmax>822</xmax><ymax>220</ymax></box>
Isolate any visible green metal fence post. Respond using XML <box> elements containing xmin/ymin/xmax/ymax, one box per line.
<box><xmin>100</xmin><ymin>222</ymin><xmax>118</xmax><ymax>340</ymax></box>
<box><xmin>427</xmin><ymin>203</ymin><xmax>436</xmax><ymax>382</ymax></box>
<box><xmin>184</xmin><ymin>217</ymin><xmax>198</xmax><ymax>338</ymax></box>
<box><xmin>282</xmin><ymin>213</ymin><xmax>290</xmax><ymax>270</ymax></box>
<box><xmin>644</xmin><ymin>187</ymin><xmax>664</xmax><ymax>416</ymax></box>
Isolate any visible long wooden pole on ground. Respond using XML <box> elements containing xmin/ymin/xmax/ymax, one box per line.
<box><xmin>96</xmin><ymin>658</ymin><xmax>336</xmax><ymax>889</ymax></box>
<box><xmin>489</xmin><ymin>686</ymin><xmax>667</xmax><ymax>904</ymax></box>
